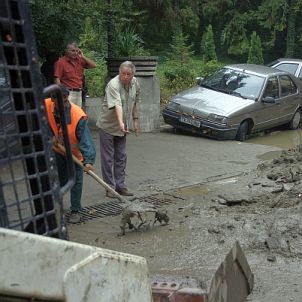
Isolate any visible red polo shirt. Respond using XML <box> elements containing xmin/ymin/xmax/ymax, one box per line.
<box><xmin>54</xmin><ymin>55</ymin><xmax>89</xmax><ymax>89</ymax></box>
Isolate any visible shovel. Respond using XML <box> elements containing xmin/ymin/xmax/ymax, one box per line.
<box><xmin>56</xmin><ymin>143</ymin><xmax>170</xmax><ymax>234</ymax></box>
<box><xmin>56</xmin><ymin>143</ymin><xmax>129</xmax><ymax>203</ymax></box>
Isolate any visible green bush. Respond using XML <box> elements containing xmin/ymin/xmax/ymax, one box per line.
<box><xmin>113</xmin><ymin>26</ymin><xmax>149</xmax><ymax>56</ymax></box>
<box><xmin>158</xmin><ymin>58</ymin><xmax>224</xmax><ymax>105</ymax></box>
<box><xmin>83</xmin><ymin>51</ymin><xmax>107</xmax><ymax>97</ymax></box>
<box><xmin>200</xmin><ymin>60</ymin><xmax>224</xmax><ymax>78</ymax></box>
<box><xmin>202</xmin><ymin>25</ymin><xmax>217</xmax><ymax>61</ymax></box>
<box><xmin>247</xmin><ymin>31</ymin><xmax>264</xmax><ymax>64</ymax></box>
<box><xmin>160</xmin><ymin>30</ymin><xmax>196</xmax><ymax>101</ymax></box>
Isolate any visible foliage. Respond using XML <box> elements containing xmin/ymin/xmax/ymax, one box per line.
<box><xmin>202</xmin><ymin>25</ymin><xmax>217</xmax><ymax>61</ymax></box>
<box><xmin>29</xmin><ymin>0</ymin><xmax>109</xmax><ymax>59</ymax></box>
<box><xmin>29</xmin><ymin>0</ymin><xmax>88</xmax><ymax>58</ymax></box>
<box><xmin>112</xmin><ymin>26</ymin><xmax>149</xmax><ymax>57</ymax></box>
<box><xmin>200</xmin><ymin>60</ymin><xmax>224</xmax><ymax>78</ymax></box>
<box><xmin>221</xmin><ymin>12</ymin><xmax>250</xmax><ymax>57</ymax></box>
<box><xmin>79</xmin><ymin>17</ymin><xmax>106</xmax><ymax>54</ymax></box>
<box><xmin>163</xmin><ymin>31</ymin><xmax>195</xmax><ymax>93</ymax></box>
<box><xmin>30</xmin><ymin>0</ymin><xmax>302</xmax><ymax>62</ymax></box>
<box><xmin>179</xmin><ymin>7</ymin><xmax>199</xmax><ymax>42</ymax></box>
<box><xmin>247</xmin><ymin>32</ymin><xmax>264</xmax><ymax>64</ymax></box>
<box><xmin>158</xmin><ymin>57</ymin><xmax>224</xmax><ymax>105</ymax></box>
<box><xmin>28</xmin><ymin>0</ymin><xmax>302</xmax><ymax>111</ymax></box>
<box><xmin>83</xmin><ymin>50</ymin><xmax>107</xmax><ymax>97</ymax></box>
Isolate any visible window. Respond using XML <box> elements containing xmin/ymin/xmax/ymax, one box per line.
<box><xmin>280</xmin><ymin>75</ymin><xmax>297</xmax><ymax>97</ymax></box>
<box><xmin>263</xmin><ymin>77</ymin><xmax>279</xmax><ymax>99</ymax></box>
<box><xmin>275</xmin><ymin>63</ymin><xmax>299</xmax><ymax>75</ymax></box>
<box><xmin>298</xmin><ymin>68</ymin><xmax>302</xmax><ymax>80</ymax></box>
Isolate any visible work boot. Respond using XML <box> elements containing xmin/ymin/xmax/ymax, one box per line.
<box><xmin>116</xmin><ymin>188</ymin><xmax>134</xmax><ymax>196</ymax></box>
<box><xmin>106</xmin><ymin>190</ymin><xmax>117</xmax><ymax>198</ymax></box>
<box><xmin>69</xmin><ymin>211</ymin><xmax>81</xmax><ymax>224</ymax></box>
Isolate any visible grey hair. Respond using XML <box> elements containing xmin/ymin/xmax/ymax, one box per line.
<box><xmin>66</xmin><ymin>42</ymin><xmax>78</xmax><ymax>50</ymax></box>
<box><xmin>119</xmin><ymin>61</ymin><xmax>136</xmax><ymax>73</ymax></box>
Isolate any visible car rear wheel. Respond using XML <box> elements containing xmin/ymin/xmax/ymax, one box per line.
<box><xmin>236</xmin><ymin>121</ymin><xmax>249</xmax><ymax>141</ymax></box>
<box><xmin>289</xmin><ymin>109</ymin><xmax>301</xmax><ymax>130</ymax></box>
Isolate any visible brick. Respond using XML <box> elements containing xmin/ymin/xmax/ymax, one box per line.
<box><xmin>152</xmin><ymin>282</ymin><xmax>180</xmax><ymax>302</ymax></box>
<box><xmin>151</xmin><ymin>282</ymin><xmax>208</xmax><ymax>302</ymax></box>
<box><xmin>173</xmin><ymin>287</ymin><xmax>208</xmax><ymax>302</ymax></box>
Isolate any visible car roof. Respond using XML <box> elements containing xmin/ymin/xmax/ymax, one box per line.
<box><xmin>274</xmin><ymin>58</ymin><xmax>302</xmax><ymax>63</ymax></box>
<box><xmin>225</xmin><ymin>63</ymin><xmax>285</xmax><ymax>77</ymax></box>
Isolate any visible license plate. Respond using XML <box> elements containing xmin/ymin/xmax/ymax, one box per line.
<box><xmin>180</xmin><ymin>116</ymin><xmax>201</xmax><ymax>127</ymax></box>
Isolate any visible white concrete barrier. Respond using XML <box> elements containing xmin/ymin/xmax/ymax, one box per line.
<box><xmin>0</xmin><ymin>228</ymin><xmax>152</xmax><ymax>302</ymax></box>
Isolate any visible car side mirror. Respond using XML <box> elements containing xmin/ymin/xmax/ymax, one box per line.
<box><xmin>196</xmin><ymin>77</ymin><xmax>204</xmax><ymax>86</ymax></box>
<box><xmin>262</xmin><ymin>96</ymin><xmax>275</xmax><ymax>103</ymax></box>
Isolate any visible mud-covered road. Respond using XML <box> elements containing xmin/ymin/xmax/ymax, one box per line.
<box><xmin>67</xmin><ymin>128</ymin><xmax>302</xmax><ymax>302</ymax></box>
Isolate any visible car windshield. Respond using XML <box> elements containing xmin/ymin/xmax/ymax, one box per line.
<box><xmin>201</xmin><ymin>67</ymin><xmax>265</xmax><ymax>100</ymax></box>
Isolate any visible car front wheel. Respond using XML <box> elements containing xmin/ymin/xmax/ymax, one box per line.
<box><xmin>236</xmin><ymin>121</ymin><xmax>249</xmax><ymax>141</ymax></box>
<box><xmin>289</xmin><ymin>109</ymin><xmax>301</xmax><ymax>130</ymax></box>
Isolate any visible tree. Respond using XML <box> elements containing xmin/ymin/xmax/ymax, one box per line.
<box><xmin>247</xmin><ymin>31</ymin><xmax>264</xmax><ymax>64</ymax></box>
<box><xmin>254</xmin><ymin>0</ymin><xmax>302</xmax><ymax>58</ymax></box>
<box><xmin>164</xmin><ymin>30</ymin><xmax>196</xmax><ymax>92</ymax></box>
<box><xmin>167</xmin><ymin>30</ymin><xmax>194</xmax><ymax>67</ymax></box>
<box><xmin>79</xmin><ymin>17</ymin><xmax>104</xmax><ymax>53</ymax></box>
<box><xmin>29</xmin><ymin>0</ymin><xmax>85</xmax><ymax>57</ymax></box>
<box><xmin>202</xmin><ymin>24</ymin><xmax>217</xmax><ymax>61</ymax></box>
<box><xmin>285</xmin><ymin>0</ymin><xmax>302</xmax><ymax>57</ymax></box>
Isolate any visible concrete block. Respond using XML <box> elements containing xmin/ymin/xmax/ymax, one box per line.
<box><xmin>84</xmin><ymin>76</ymin><xmax>161</xmax><ymax>132</ymax></box>
<box><xmin>136</xmin><ymin>76</ymin><xmax>161</xmax><ymax>132</ymax></box>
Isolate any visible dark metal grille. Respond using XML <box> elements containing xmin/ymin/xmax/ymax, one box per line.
<box><xmin>0</xmin><ymin>0</ymin><xmax>66</xmax><ymax>238</ymax></box>
<box><xmin>66</xmin><ymin>195</ymin><xmax>175</xmax><ymax>225</ymax></box>
<box><xmin>0</xmin><ymin>294</ymin><xmax>62</xmax><ymax>302</ymax></box>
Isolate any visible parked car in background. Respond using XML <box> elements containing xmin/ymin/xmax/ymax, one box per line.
<box><xmin>162</xmin><ymin>64</ymin><xmax>302</xmax><ymax>141</ymax></box>
<box><xmin>268</xmin><ymin>58</ymin><xmax>302</xmax><ymax>80</ymax></box>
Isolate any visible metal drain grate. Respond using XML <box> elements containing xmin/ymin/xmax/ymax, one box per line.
<box><xmin>141</xmin><ymin>195</ymin><xmax>175</xmax><ymax>207</ymax></box>
<box><xmin>66</xmin><ymin>201</ymin><xmax>123</xmax><ymax>224</ymax></box>
<box><xmin>66</xmin><ymin>195</ymin><xmax>175</xmax><ymax>225</ymax></box>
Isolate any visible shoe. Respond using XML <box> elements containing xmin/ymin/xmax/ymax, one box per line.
<box><xmin>69</xmin><ymin>211</ymin><xmax>81</xmax><ymax>223</ymax></box>
<box><xmin>106</xmin><ymin>190</ymin><xmax>117</xmax><ymax>198</ymax></box>
<box><xmin>116</xmin><ymin>188</ymin><xmax>134</xmax><ymax>196</ymax></box>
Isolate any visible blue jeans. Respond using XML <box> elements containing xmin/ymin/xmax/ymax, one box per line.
<box><xmin>55</xmin><ymin>152</ymin><xmax>83</xmax><ymax>212</ymax></box>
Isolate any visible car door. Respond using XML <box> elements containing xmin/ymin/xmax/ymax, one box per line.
<box><xmin>276</xmin><ymin>75</ymin><xmax>300</xmax><ymax>123</ymax></box>
<box><xmin>252</xmin><ymin>76</ymin><xmax>282</xmax><ymax>130</ymax></box>
<box><xmin>298</xmin><ymin>67</ymin><xmax>302</xmax><ymax>81</ymax></box>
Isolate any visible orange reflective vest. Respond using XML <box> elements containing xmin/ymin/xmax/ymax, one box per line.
<box><xmin>45</xmin><ymin>98</ymin><xmax>87</xmax><ymax>161</ymax></box>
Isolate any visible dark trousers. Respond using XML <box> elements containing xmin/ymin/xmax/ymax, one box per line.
<box><xmin>55</xmin><ymin>152</ymin><xmax>83</xmax><ymax>212</ymax></box>
<box><xmin>99</xmin><ymin>128</ymin><xmax>127</xmax><ymax>190</ymax></box>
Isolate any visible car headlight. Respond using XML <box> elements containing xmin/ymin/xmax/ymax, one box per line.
<box><xmin>207</xmin><ymin>113</ymin><xmax>228</xmax><ymax>125</ymax></box>
<box><xmin>166</xmin><ymin>101</ymin><xmax>180</xmax><ymax>112</ymax></box>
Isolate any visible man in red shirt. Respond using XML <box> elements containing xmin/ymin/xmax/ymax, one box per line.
<box><xmin>54</xmin><ymin>42</ymin><xmax>96</xmax><ymax>108</ymax></box>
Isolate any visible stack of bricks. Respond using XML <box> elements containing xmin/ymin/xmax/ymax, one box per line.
<box><xmin>151</xmin><ymin>282</ymin><xmax>208</xmax><ymax>302</ymax></box>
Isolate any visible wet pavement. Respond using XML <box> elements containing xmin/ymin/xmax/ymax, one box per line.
<box><xmin>78</xmin><ymin>127</ymin><xmax>283</xmax><ymax>205</ymax></box>
<box><xmin>67</xmin><ymin>126</ymin><xmax>302</xmax><ymax>302</ymax></box>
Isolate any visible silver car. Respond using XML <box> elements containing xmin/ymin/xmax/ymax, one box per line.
<box><xmin>268</xmin><ymin>58</ymin><xmax>302</xmax><ymax>80</ymax></box>
<box><xmin>162</xmin><ymin>64</ymin><xmax>302</xmax><ymax>141</ymax></box>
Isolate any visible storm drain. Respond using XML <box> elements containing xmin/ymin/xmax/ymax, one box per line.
<box><xmin>66</xmin><ymin>195</ymin><xmax>175</xmax><ymax>225</ymax></box>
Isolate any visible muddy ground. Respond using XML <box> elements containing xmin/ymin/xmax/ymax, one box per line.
<box><xmin>67</xmin><ymin>129</ymin><xmax>302</xmax><ymax>302</ymax></box>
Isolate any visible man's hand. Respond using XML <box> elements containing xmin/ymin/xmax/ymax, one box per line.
<box><xmin>119</xmin><ymin>121</ymin><xmax>129</xmax><ymax>134</ymax></box>
<box><xmin>133</xmin><ymin>119</ymin><xmax>139</xmax><ymax>137</ymax></box>
<box><xmin>83</xmin><ymin>163</ymin><xmax>93</xmax><ymax>173</ymax></box>
<box><xmin>77</xmin><ymin>48</ymin><xmax>83</xmax><ymax>58</ymax></box>
<box><xmin>77</xmin><ymin>48</ymin><xmax>96</xmax><ymax>68</ymax></box>
<box><xmin>52</xmin><ymin>137</ymin><xmax>59</xmax><ymax>146</ymax></box>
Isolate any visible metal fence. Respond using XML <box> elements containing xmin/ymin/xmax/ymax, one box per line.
<box><xmin>0</xmin><ymin>0</ymin><xmax>70</xmax><ymax>239</ymax></box>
